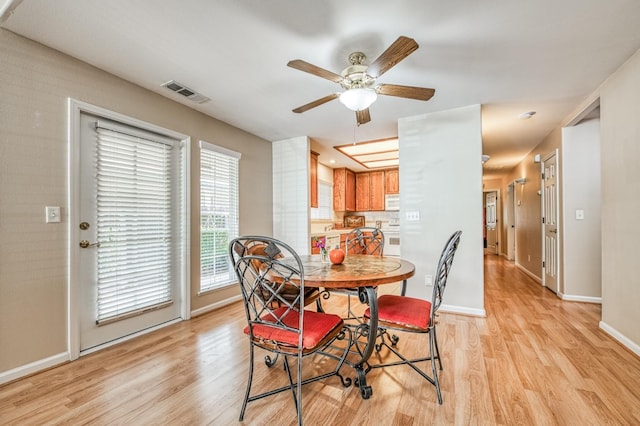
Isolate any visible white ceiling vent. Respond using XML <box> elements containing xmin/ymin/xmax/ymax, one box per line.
<box><xmin>161</xmin><ymin>80</ymin><xmax>210</xmax><ymax>103</ymax></box>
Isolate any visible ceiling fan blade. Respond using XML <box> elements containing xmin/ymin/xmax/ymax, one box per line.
<box><xmin>356</xmin><ymin>109</ymin><xmax>371</xmax><ymax>126</ymax></box>
<box><xmin>292</xmin><ymin>93</ymin><xmax>339</xmax><ymax>113</ymax></box>
<box><xmin>377</xmin><ymin>84</ymin><xmax>435</xmax><ymax>101</ymax></box>
<box><xmin>368</xmin><ymin>36</ymin><xmax>419</xmax><ymax>78</ymax></box>
<box><xmin>287</xmin><ymin>59</ymin><xmax>343</xmax><ymax>83</ymax></box>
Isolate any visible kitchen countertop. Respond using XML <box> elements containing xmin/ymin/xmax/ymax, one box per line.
<box><xmin>310</xmin><ymin>229</ymin><xmax>354</xmax><ymax>238</ymax></box>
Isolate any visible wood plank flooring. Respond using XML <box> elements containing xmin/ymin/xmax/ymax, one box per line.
<box><xmin>1</xmin><ymin>254</ymin><xmax>639</xmax><ymax>425</ymax></box>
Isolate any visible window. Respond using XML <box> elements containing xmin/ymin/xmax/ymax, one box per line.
<box><xmin>311</xmin><ymin>180</ymin><xmax>333</xmax><ymax>220</ymax></box>
<box><xmin>200</xmin><ymin>141</ymin><xmax>241</xmax><ymax>292</ymax></box>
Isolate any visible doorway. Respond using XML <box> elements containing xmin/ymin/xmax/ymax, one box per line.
<box><xmin>542</xmin><ymin>150</ymin><xmax>559</xmax><ymax>294</ymax></box>
<box><xmin>483</xmin><ymin>189</ymin><xmax>500</xmax><ymax>255</ymax></box>
<box><xmin>506</xmin><ymin>183</ymin><xmax>515</xmax><ymax>260</ymax></box>
<box><xmin>69</xmin><ymin>100</ymin><xmax>190</xmax><ymax>357</ymax></box>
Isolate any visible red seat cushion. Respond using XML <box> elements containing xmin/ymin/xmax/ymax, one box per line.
<box><xmin>364</xmin><ymin>294</ymin><xmax>431</xmax><ymax>331</ymax></box>
<box><xmin>244</xmin><ymin>308</ymin><xmax>343</xmax><ymax>350</ymax></box>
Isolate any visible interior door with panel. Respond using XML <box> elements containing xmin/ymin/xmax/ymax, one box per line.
<box><xmin>77</xmin><ymin>112</ymin><xmax>185</xmax><ymax>352</ymax></box>
<box><xmin>484</xmin><ymin>191</ymin><xmax>498</xmax><ymax>254</ymax></box>
<box><xmin>542</xmin><ymin>151</ymin><xmax>559</xmax><ymax>294</ymax></box>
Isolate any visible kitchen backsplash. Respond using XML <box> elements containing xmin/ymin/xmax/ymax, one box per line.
<box><xmin>311</xmin><ymin>210</ymin><xmax>399</xmax><ymax>234</ymax></box>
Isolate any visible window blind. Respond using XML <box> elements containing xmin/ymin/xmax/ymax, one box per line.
<box><xmin>200</xmin><ymin>141</ymin><xmax>241</xmax><ymax>292</ymax></box>
<box><xmin>95</xmin><ymin>124</ymin><xmax>175</xmax><ymax>324</ymax></box>
<box><xmin>311</xmin><ymin>181</ymin><xmax>333</xmax><ymax>220</ymax></box>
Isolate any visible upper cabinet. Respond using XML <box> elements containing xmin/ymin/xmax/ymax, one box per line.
<box><xmin>356</xmin><ymin>171</ymin><xmax>385</xmax><ymax>211</ymax></box>
<box><xmin>310</xmin><ymin>151</ymin><xmax>319</xmax><ymax>208</ymax></box>
<box><xmin>333</xmin><ymin>168</ymin><xmax>356</xmax><ymax>212</ymax></box>
<box><xmin>385</xmin><ymin>168</ymin><xmax>399</xmax><ymax>194</ymax></box>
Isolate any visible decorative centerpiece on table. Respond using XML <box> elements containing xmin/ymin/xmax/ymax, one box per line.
<box><xmin>313</xmin><ymin>236</ymin><xmax>329</xmax><ymax>263</ymax></box>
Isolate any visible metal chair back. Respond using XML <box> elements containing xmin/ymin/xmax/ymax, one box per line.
<box><xmin>344</xmin><ymin>227</ymin><xmax>385</xmax><ymax>256</ymax></box>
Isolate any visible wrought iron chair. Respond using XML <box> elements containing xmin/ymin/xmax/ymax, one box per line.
<box><xmin>364</xmin><ymin>230</ymin><xmax>462</xmax><ymax>404</ymax></box>
<box><xmin>229</xmin><ymin>236</ymin><xmax>352</xmax><ymax>426</ymax></box>
<box><xmin>331</xmin><ymin>227</ymin><xmax>385</xmax><ymax>321</ymax></box>
<box><xmin>344</xmin><ymin>226</ymin><xmax>385</xmax><ymax>256</ymax></box>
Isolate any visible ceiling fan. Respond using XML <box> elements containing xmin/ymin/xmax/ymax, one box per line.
<box><xmin>287</xmin><ymin>36</ymin><xmax>435</xmax><ymax>126</ymax></box>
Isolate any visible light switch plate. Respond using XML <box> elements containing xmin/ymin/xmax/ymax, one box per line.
<box><xmin>46</xmin><ymin>206</ymin><xmax>61</xmax><ymax>223</ymax></box>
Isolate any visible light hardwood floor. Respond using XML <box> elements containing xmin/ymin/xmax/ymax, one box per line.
<box><xmin>1</xmin><ymin>255</ymin><xmax>639</xmax><ymax>425</ymax></box>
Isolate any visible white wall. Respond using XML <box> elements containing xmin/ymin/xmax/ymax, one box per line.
<box><xmin>398</xmin><ymin>105</ymin><xmax>485</xmax><ymax>316</ymax></box>
<box><xmin>561</xmin><ymin>118</ymin><xmax>602</xmax><ymax>300</ymax></box>
<box><xmin>272</xmin><ymin>137</ymin><xmax>311</xmax><ymax>255</ymax></box>
<box><xmin>599</xmin><ymin>49</ymin><xmax>640</xmax><ymax>354</ymax></box>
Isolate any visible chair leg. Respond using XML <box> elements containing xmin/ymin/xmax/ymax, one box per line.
<box><xmin>239</xmin><ymin>344</ymin><xmax>255</xmax><ymax>421</ymax></box>
<box><xmin>296</xmin><ymin>353</ymin><xmax>303</xmax><ymax>426</ymax></box>
<box><xmin>432</xmin><ymin>325</ymin><xmax>443</xmax><ymax>371</ymax></box>
<box><xmin>429</xmin><ymin>330</ymin><xmax>443</xmax><ymax>404</ymax></box>
<box><xmin>281</xmin><ymin>354</ymin><xmax>304</xmax><ymax>426</ymax></box>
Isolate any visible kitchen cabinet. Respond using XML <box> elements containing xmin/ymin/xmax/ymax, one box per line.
<box><xmin>310</xmin><ymin>150</ymin><xmax>319</xmax><ymax>208</ymax></box>
<box><xmin>385</xmin><ymin>168</ymin><xmax>399</xmax><ymax>194</ymax></box>
<box><xmin>355</xmin><ymin>173</ymin><xmax>370</xmax><ymax>211</ymax></box>
<box><xmin>333</xmin><ymin>168</ymin><xmax>356</xmax><ymax>212</ymax></box>
<box><xmin>356</xmin><ymin>171</ymin><xmax>385</xmax><ymax>211</ymax></box>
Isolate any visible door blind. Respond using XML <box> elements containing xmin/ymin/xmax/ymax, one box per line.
<box><xmin>200</xmin><ymin>141</ymin><xmax>240</xmax><ymax>292</ymax></box>
<box><xmin>95</xmin><ymin>125</ymin><xmax>175</xmax><ymax>324</ymax></box>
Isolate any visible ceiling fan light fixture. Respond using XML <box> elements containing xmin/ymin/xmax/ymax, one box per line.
<box><xmin>339</xmin><ymin>88</ymin><xmax>377</xmax><ymax>111</ymax></box>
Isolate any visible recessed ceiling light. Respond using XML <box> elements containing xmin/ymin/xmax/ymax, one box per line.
<box><xmin>334</xmin><ymin>138</ymin><xmax>399</xmax><ymax>169</ymax></box>
<box><xmin>329</xmin><ymin>159</ymin><xmax>336</xmax><ymax>164</ymax></box>
<box><xmin>519</xmin><ymin>111</ymin><xmax>536</xmax><ymax>120</ymax></box>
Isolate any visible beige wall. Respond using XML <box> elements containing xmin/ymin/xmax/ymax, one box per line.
<box><xmin>0</xmin><ymin>29</ymin><xmax>272</xmax><ymax>374</ymax></box>
<box><xmin>599</xmin><ymin>49</ymin><xmax>640</xmax><ymax>349</ymax></box>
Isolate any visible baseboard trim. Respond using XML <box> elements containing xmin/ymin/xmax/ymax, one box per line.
<box><xmin>515</xmin><ymin>262</ymin><xmax>542</xmax><ymax>283</ymax></box>
<box><xmin>599</xmin><ymin>321</ymin><xmax>640</xmax><ymax>357</ymax></box>
<box><xmin>562</xmin><ymin>294</ymin><xmax>602</xmax><ymax>304</ymax></box>
<box><xmin>440</xmin><ymin>304</ymin><xmax>486</xmax><ymax>317</ymax></box>
<box><xmin>191</xmin><ymin>294</ymin><xmax>242</xmax><ymax>317</ymax></box>
<box><xmin>0</xmin><ymin>352</ymin><xmax>69</xmax><ymax>386</ymax></box>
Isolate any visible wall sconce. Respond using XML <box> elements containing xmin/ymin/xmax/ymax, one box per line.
<box><xmin>481</xmin><ymin>154</ymin><xmax>490</xmax><ymax>164</ymax></box>
<box><xmin>515</xmin><ymin>178</ymin><xmax>526</xmax><ymax>185</ymax></box>
<box><xmin>533</xmin><ymin>154</ymin><xmax>541</xmax><ymax>163</ymax></box>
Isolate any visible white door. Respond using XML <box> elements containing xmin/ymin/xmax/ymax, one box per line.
<box><xmin>506</xmin><ymin>183</ymin><xmax>515</xmax><ymax>260</ymax></box>
<box><xmin>542</xmin><ymin>152</ymin><xmax>559</xmax><ymax>293</ymax></box>
<box><xmin>485</xmin><ymin>191</ymin><xmax>498</xmax><ymax>254</ymax></box>
<box><xmin>77</xmin><ymin>112</ymin><xmax>184</xmax><ymax>352</ymax></box>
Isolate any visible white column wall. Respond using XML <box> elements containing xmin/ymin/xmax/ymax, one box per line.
<box><xmin>398</xmin><ymin>105</ymin><xmax>485</xmax><ymax>316</ymax></box>
<box><xmin>561</xmin><ymin>118</ymin><xmax>602</xmax><ymax>300</ymax></box>
<box><xmin>272</xmin><ymin>137</ymin><xmax>311</xmax><ymax>255</ymax></box>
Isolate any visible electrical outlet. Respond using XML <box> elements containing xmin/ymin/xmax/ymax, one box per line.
<box><xmin>425</xmin><ymin>274</ymin><xmax>433</xmax><ymax>287</ymax></box>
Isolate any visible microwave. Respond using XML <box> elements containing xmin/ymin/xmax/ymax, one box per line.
<box><xmin>385</xmin><ymin>194</ymin><xmax>400</xmax><ymax>211</ymax></box>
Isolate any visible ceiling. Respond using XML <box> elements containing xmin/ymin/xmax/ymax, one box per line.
<box><xmin>2</xmin><ymin>0</ymin><xmax>640</xmax><ymax>176</ymax></box>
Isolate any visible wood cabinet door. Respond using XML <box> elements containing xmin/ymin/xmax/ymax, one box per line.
<box><xmin>345</xmin><ymin>169</ymin><xmax>356</xmax><ymax>211</ymax></box>
<box><xmin>355</xmin><ymin>172</ymin><xmax>370</xmax><ymax>211</ymax></box>
<box><xmin>333</xmin><ymin>168</ymin><xmax>356</xmax><ymax>211</ymax></box>
<box><xmin>370</xmin><ymin>171</ymin><xmax>385</xmax><ymax>210</ymax></box>
<box><xmin>385</xmin><ymin>168</ymin><xmax>399</xmax><ymax>194</ymax></box>
<box><xmin>333</xmin><ymin>168</ymin><xmax>347</xmax><ymax>211</ymax></box>
<box><xmin>310</xmin><ymin>151</ymin><xmax>319</xmax><ymax>207</ymax></box>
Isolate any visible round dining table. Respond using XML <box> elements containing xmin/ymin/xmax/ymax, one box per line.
<box><xmin>298</xmin><ymin>254</ymin><xmax>416</xmax><ymax>398</ymax></box>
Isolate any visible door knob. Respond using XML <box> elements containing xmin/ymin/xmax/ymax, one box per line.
<box><xmin>79</xmin><ymin>240</ymin><xmax>100</xmax><ymax>248</ymax></box>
